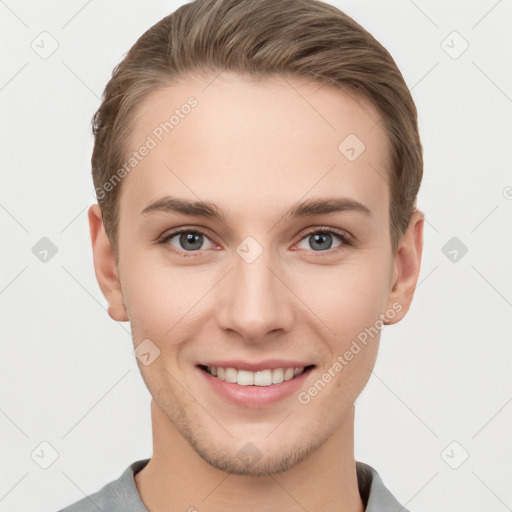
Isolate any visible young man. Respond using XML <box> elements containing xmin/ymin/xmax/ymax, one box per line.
<box><xmin>60</xmin><ymin>0</ymin><xmax>423</xmax><ymax>510</ymax></box>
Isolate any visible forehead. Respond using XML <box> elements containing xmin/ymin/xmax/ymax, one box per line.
<box><xmin>120</xmin><ymin>72</ymin><xmax>391</xmax><ymax>226</ymax></box>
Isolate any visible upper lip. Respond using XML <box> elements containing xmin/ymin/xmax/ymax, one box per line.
<box><xmin>199</xmin><ymin>360</ymin><xmax>314</xmax><ymax>372</ymax></box>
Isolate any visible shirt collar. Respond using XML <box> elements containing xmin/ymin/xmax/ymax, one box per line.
<box><xmin>356</xmin><ymin>461</ymin><xmax>410</xmax><ymax>512</ymax></box>
<box><xmin>119</xmin><ymin>458</ymin><xmax>409</xmax><ymax>512</ymax></box>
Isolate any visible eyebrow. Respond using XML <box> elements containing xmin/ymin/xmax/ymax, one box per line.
<box><xmin>141</xmin><ymin>195</ymin><xmax>372</xmax><ymax>223</ymax></box>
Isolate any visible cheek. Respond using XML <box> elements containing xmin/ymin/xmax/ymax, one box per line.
<box><xmin>302</xmin><ymin>260</ymin><xmax>389</xmax><ymax>340</ymax></box>
<box><xmin>120</xmin><ymin>255</ymin><xmax>211</xmax><ymax>343</ymax></box>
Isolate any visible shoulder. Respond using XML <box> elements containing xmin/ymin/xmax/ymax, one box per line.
<box><xmin>57</xmin><ymin>459</ymin><xmax>150</xmax><ymax>512</ymax></box>
<box><xmin>356</xmin><ymin>461</ymin><xmax>411</xmax><ymax>512</ymax></box>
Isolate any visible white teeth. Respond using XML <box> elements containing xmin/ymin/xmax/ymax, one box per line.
<box><xmin>271</xmin><ymin>368</ymin><xmax>284</xmax><ymax>384</ymax></box>
<box><xmin>237</xmin><ymin>370</ymin><xmax>254</xmax><ymax>386</ymax></box>
<box><xmin>283</xmin><ymin>368</ymin><xmax>295</xmax><ymax>381</ymax></box>
<box><xmin>254</xmin><ymin>369</ymin><xmax>272</xmax><ymax>386</ymax></box>
<box><xmin>225</xmin><ymin>367</ymin><xmax>237</xmax><ymax>383</ymax></box>
<box><xmin>206</xmin><ymin>366</ymin><xmax>307</xmax><ymax>386</ymax></box>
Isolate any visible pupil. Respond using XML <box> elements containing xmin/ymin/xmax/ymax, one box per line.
<box><xmin>311</xmin><ymin>233</ymin><xmax>331</xmax><ymax>251</ymax></box>
<box><xmin>181</xmin><ymin>232</ymin><xmax>202</xmax><ymax>250</ymax></box>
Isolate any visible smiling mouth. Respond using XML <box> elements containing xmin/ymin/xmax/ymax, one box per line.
<box><xmin>198</xmin><ymin>365</ymin><xmax>315</xmax><ymax>386</ymax></box>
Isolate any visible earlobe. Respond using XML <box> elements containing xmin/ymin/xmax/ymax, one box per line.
<box><xmin>383</xmin><ymin>209</ymin><xmax>424</xmax><ymax>325</ymax></box>
<box><xmin>88</xmin><ymin>204</ymin><xmax>129</xmax><ymax>322</ymax></box>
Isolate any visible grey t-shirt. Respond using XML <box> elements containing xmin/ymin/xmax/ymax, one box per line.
<box><xmin>58</xmin><ymin>458</ymin><xmax>410</xmax><ymax>512</ymax></box>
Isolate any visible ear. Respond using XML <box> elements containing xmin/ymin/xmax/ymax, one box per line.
<box><xmin>88</xmin><ymin>204</ymin><xmax>128</xmax><ymax>322</ymax></box>
<box><xmin>383</xmin><ymin>209</ymin><xmax>424</xmax><ymax>324</ymax></box>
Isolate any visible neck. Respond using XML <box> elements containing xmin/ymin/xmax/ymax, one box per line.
<box><xmin>135</xmin><ymin>400</ymin><xmax>364</xmax><ymax>512</ymax></box>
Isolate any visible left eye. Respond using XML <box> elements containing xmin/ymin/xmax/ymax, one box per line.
<box><xmin>296</xmin><ymin>229</ymin><xmax>349</xmax><ymax>252</ymax></box>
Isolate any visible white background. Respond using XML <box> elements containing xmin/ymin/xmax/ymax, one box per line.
<box><xmin>1</xmin><ymin>1</ymin><xmax>511</xmax><ymax>511</ymax></box>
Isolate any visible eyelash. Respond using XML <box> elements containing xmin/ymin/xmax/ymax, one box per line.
<box><xmin>157</xmin><ymin>226</ymin><xmax>353</xmax><ymax>258</ymax></box>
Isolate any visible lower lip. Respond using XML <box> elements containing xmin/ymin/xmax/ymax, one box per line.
<box><xmin>198</xmin><ymin>366</ymin><xmax>314</xmax><ymax>408</ymax></box>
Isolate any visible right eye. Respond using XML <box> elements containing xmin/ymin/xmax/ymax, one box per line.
<box><xmin>159</xmin><ymin>229</ymin><xmax>215</xmax><ymax>255</ymax></box>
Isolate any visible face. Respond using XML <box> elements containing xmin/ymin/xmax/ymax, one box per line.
<box><xmin>92</xmin><ymin>72</ymin><xmax>422</xmax><ymax>476</ymax></box>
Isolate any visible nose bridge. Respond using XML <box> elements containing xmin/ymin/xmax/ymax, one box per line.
<box><xmin>217</xmin><ymin>238</ymin><xmax>293</xmax><ymax>340</ymax></box>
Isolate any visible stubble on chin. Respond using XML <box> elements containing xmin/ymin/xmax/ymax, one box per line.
<box><xmin>153</xmin><ymin>385</ymin><xmax>337</xmax><ymax>477</ymax></box>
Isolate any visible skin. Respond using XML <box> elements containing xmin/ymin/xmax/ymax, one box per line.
<box><xmin>89</xmin><ymin>72</ymin><xmax>423</xmax><ymax>511</ymax></box>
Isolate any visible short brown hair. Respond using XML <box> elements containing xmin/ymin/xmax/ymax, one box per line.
<box><xmin>91</xmin><ymin>0</ymin><xmax>423</xmax><ymax>259</ymax></box>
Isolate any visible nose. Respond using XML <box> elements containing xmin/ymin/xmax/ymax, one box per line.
<box><xmin>215</xmin><ymin>245</ymin><xmax>295</xmax><ymax>342</ymax></box>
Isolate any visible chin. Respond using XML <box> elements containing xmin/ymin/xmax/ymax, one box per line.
<box><xmin>176</xmin><ymin>416</ymin><xmax>334</xmax><ymax>476</ymax></box>
<box><xmin>191</xmin><ymin>438</ymin><xmax>319</xmax><ymax>476</ymax></box>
